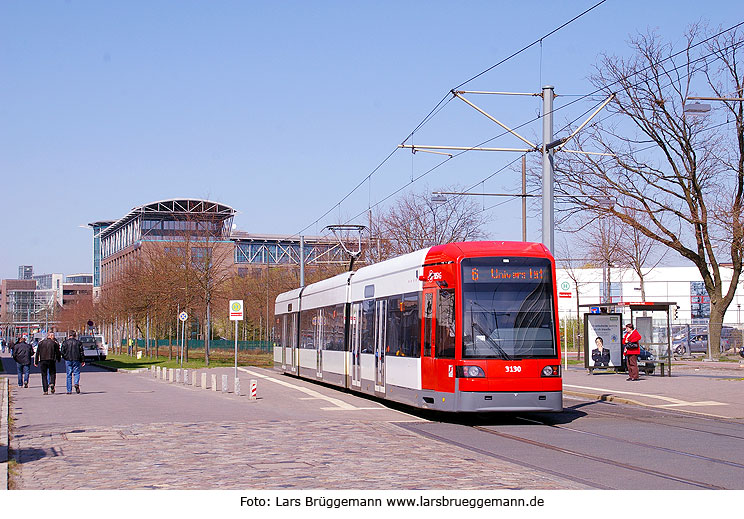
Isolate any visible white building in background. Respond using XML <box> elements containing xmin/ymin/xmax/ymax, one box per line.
<box><xmin>556</xmin><ymin>265</ymin><xmax>744</xmax><ymax>326</ymax></box>
<box><xmin>33</xmin><ymin>273</ymin><xmax>64</xmax><ymax>306</ymax></box>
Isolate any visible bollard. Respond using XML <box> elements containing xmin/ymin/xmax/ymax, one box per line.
<box><xmin>168</xmin><ymin>369</ymin><xmax>174</xmax><ymax>383</ymax></box>
<box><xmin>234</xmin><ymin>377</ymin><xmax>241</xmax><ymax>396</ymax></box>
<box><xmin>211</xmin><ymin>374</ymin><xmax>217</xmax><ymax>392</ymax></box>
<box><xmin>156</xmin><ymin>366</ymin><xmax>161</xmax><ymax>379</ymax></box>
<box><xmin>249</xmin><ymin>379</ymin><xmax>257</xmax><ymax>400</ymax></box>
<box><xmin>176</xmin><ymin>369</ymin><xmax>181</xmax><ymax>384</ymax></box>
<box><xmin>201</xmin><ymin>372</ymin><xmax>207</xmax><ymax>389</ymax></box>
<box><xmin>221</xmin><ymin>374</ymin><xmax>228</xmax><ymax>394</ymax></box>
<box><xmin>192</xmin><ymin>370</ymin><xmax>198</xmax><ymax>387</ymax></box>
<box><xmin>183</xmin><ymin>369</ymin><xmax>189</xmax><ymax>385</ymax></box>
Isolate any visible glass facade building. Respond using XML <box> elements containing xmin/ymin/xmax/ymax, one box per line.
<box><xmin>89</xmin><ymin>221</ymin><xmax>113</xmax><ymax>288</ymax></box>
<box><xmin>92</xmin><ymin>199</ymin><xmax>355</xmax><ymax>292</ymax></box>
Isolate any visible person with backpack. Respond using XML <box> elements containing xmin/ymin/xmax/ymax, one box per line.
<box><xmin>61</xmin><ymin>330</ymin><xmax>85</xmax><ymax>394</ymax></box>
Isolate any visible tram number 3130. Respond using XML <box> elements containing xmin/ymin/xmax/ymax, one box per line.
<box><xmin>505</xmin><ymin>366</ymin><xmax>522</xmax><ymax>373</ymax></box>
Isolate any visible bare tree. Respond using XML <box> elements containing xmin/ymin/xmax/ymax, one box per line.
<box><xmin>616</xmin><ymin>212</ymin><xmax>668</xmax><ymax>302</ymax></box>
<box><xmin>555</xmin><ymin>238</ymin><xmax>596</xmax><ymax>360</ymax></box>
<box><xmin>370</xmin><ymin>186</ymin><xmax>489</xmax><ymax>260</ymax></box>
<box><xmin>579</xmin><ymin>214</ymin><xmax>625</xmax><ymax>304</ymax></box>
<box><xmin>553</xmin><ymin>25</ymin><xmax>744</xmax><ymax>357</ymax></box>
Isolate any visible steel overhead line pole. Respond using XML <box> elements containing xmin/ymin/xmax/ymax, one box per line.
<box><xmin>542</xmin><ymin>85</ymin><xmax>555</xmax><ymax>253</ymax></box>
<box><xmin>402</xmin><ymin>87</ymin><xmax>612</xmax><ymax>254</ymax></box>
<box><xmin>300</xmin><ymin>235</ymin><xmax>305</xmax><ymax>288</ymax></box>
<box><xmin>522</xmin><ymin>155</ymin><xmax>527</xmax><ymax>242</ymax></box>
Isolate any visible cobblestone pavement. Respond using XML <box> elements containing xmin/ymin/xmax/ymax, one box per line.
<box><xmin>2</xmin><ymin>355</ymin><xmax>588</xmax><ymax>490</ymax></box>
<box><xmin>14</xmin><ymin>419</ymin><xmax>587</xmax><ymax>490</ymax></box>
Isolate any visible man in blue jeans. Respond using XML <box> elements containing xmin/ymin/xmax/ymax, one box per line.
<box><xmin>61</xmin><ymin>331</ymin><xmax>85</xmax><ymax>394</ymax></box>
<box><xmin>12</xmin><ymin>336</ymin><xmax>33</xmax><ymax>388</ymax></box>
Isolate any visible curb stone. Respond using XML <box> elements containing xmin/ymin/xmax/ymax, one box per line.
<box><xmin>1</xmin><ymin>377</ymin><xmax>9</xmax><ymax>491</ymax></box>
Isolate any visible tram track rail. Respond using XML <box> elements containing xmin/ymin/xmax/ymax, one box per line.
<box><xmin>562</xmin><ymin>401</ymin><xmax>744</xmax><ymax>441</ymax></box>
<box><xmin>472</xmin><ymin>425</ymin><xmax>726</xmax><ymax>489</ymax></box>
<box><xmin>394</xmin><ymin>421</ymin><xmax>609</xmax><ymax>490</ymax></box>
<box><xmin>512</xmin><ymin>416</ymin><xmax>744</xmax><ymax>471</ymax></box>
<box><xmin>396</xmin><ymin>412</ymin><xmax>735</xmax><ymax>490</ymax></box>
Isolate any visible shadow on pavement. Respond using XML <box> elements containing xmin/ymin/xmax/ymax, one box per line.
<box><xmin>13</xmin><ymin>446</ymin><xmax>63</xmax><ymax>464</ymax></box>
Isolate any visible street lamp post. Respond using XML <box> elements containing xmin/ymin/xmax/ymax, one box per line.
<box><xmin>430</xmin><ymin>194</ymin><xmax>447</xmax><ymax>246</ymax></box>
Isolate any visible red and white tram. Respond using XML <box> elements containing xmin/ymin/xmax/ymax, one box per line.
<box><xmin>274</xmin><ymin>241</ymin><xmax>562</xmax><ymax>412</ymax></box>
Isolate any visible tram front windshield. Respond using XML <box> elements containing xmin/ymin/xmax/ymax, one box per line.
<box><xmin>462</xmin><ymin>257</ymin><xmax>557</xmax><ymax>359</ymax></box>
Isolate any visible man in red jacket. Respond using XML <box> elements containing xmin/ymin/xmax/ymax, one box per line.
<box><xmin>623</xmin><ymin>323</ymin><xmax>642</xmax><ymax>381</ymax></box>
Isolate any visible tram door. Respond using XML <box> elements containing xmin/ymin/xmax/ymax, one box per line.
<box><xmin>289</xmin><ymin>312</ymin><xmax>297</xmax><ymax>373</ymax></box>
<box><xmin>315</xmin><ymin>310</ymin><xmax>323</xmax><ymax>378</ymax></box>
<box><xmin>374</xmin><ymin>299</ymin><xmax>387</xmax><ymax>393</ymax></box>
<box><xmin>421</xmin><ymin>289</ymin><xmax>437</xmax><ymax>389</ymax></box>
<box><xmin>350</xmin><ymin>303</ymin><xmax>362</xmax><ymax>388</ymax></box>
<box><xmin>281</xmin><ymin>315</ymin><xmax>287</xmax><ymax>370</ymax></box>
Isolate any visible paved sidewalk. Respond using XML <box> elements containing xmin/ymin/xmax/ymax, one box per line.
<box><xmin>1</xmin><ymin>377</ymin><xmax>7</xmax><ymax>491</ymax></box>
<box><xmin>1</xmin><ymin>353</ymin><xmax>587</xmax><ymax>490</ymax></box>
<box><xmin>563</xmin><ymin>360</ymin><xmax>744</xmax><ymax>420</ymax></box>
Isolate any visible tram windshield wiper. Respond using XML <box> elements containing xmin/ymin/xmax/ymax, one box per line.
<box><xmin>471</xmin><ymin>321</ymin><xmax>512</xmax><ymax>361</ymax></box>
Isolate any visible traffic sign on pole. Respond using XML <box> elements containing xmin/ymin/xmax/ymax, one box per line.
<box><xmin>230</xmin><ymin>300</ymin><xmax>244</xmax><ymax>382</ymax></box>
<box><xmin>178</xmin><ymin>311</ymin><xmax>188</xmax><ymax>322</ymax></box>
<box><xmin>229</xmin><ymin>300</ymin><xmax>244</xmax><ymax>321</ymax></box>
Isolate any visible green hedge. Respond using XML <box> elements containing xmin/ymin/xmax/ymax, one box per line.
<box><xmin>120</xmin><ymin>338</ymin><xmax>273</xmax><ymax>352</ymax></box>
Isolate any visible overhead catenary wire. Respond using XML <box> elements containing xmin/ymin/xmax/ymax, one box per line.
<box><xmin>360</xmin><ymin>31</ymin><xmax>744</xmax><ymax>235</ymax></box>
<box><xmin>454</xmin><ymin>30</ymin><xmax>744</xmax><ymax>201</ymax></box>
<box><xmin>294</xmin><ymin>1</ymin><xmax>610</xmax><ymax>238</ymax></box>
<box><xmin>302</xmin><ymin>13</ymin><xmax>744</xmax><ymax>244</ymax></box>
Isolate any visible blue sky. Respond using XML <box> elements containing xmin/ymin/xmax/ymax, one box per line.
<box><xmin>1</xmin><ymin>0</ymin><xmax>740</xmax><ymax>278</ymax></box>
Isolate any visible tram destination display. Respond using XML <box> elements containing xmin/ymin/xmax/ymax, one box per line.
<box><xmin>466</xmin><ymin>265</ymin><xmax>548</xmax><ymax>283</ymax></box>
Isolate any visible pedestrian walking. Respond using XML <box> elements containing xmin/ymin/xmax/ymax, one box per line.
<box><xmin>61</xmin><ymin>330</ymin><xmax>85</xmax><ymax>394</ymax></box>
<box><xmin>623</xmin><ymin>322</ymin><xmax>642</xmax><ymax>381</ymax></box>
<box><xmin>35</xmin><ymin>332</ymin><xmax>62</xmax><ymax>394</ymax></box>
<box><xmin>12</xmin><ymin>336</ymin><xmax>33</xmax><ymax>388</ymax></box>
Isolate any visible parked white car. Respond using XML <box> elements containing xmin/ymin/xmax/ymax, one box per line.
<box><xmin>79</xmin><ymin>334</ymin><xmax>108</xmax><ymax>361</ymax></box>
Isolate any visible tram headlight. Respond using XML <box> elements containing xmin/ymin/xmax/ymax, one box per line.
<box><xmin>456</xmin><ymin>366</ymin><xmax>486</xmax><ymax>378</ymax></box>
<box><xmin>541</xmin><ymin>365</ymin><xmax>561</xmax><ymax>377</ymax></box>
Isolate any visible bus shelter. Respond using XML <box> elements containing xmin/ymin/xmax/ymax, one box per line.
<box><xmin>620</xmin><ymin>302</ymin><xmax>676</xmax><ymax>377</ymax></box>
<box><xmin>580</xmin><ymin>302</ymin><xmax>676</xmax><ymax>377</ymax></box>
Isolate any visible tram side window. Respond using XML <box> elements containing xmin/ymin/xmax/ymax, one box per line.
<box><xmin>277</xmin><ymin>315</ymin><xmax>285</xmax><ymax>349</ymax></box>
<box><xmin>322</xmin><ymin>304</ymin><xmax>345</xmax><ymax>351</ymax></box>
<box><xmin>285</xmin><ymin>312</ymin><xmax>296</xmax><ymax>349</ymax></box>
<box><xmin>386</xmin><ymin>292</ymin><xmax>420</xmax><ymax>357</ymax></box>
<box><xmin>436</xmin><ymin>289</ymin><xmax>456</xmax><ymax>358</ymax></box>
<box><xmin>299</xmin><ymin>310</ymin><xmax>315</xmax><ymax>349</ymax></box>
<box><xmin>405</xmin><ymin>292</ymin><xmax>421</xmax><ymax>357</ymax></box>
<box><xmin>360</xmin><ymin>299</ymin><xmax>375</xmax><ymax>353</ymax></box>
<box><xmin>386</xmin><ymin>295</ymin><xmax>403</xmax><ymax>356</ymax></box>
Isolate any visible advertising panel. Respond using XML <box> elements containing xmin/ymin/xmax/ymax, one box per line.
<box><xmin>584</xmin><ymin>313</ymin><xmax>622</xmax><ymax>370</ymax></box>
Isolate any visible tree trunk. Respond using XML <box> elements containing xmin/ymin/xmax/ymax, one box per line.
<box><xmin>205</xmin><ymin>301</ymin><xmax>210</xmax><ymax>367</ymax></box>
<box><xmin>575</xmin><ymin>290</ymin><xmax>582</xmax><ymax>361</ymax></box>
<box><xmin>708</xmin><ymin>305</ymin><xmax>725</xmax><ymax>360</ymax></box>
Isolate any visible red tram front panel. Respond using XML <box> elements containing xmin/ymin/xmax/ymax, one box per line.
<box><xmin>420</xmin><ymin>242</ymin><xmax>562</xmax><ymax>412</ymax></box>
